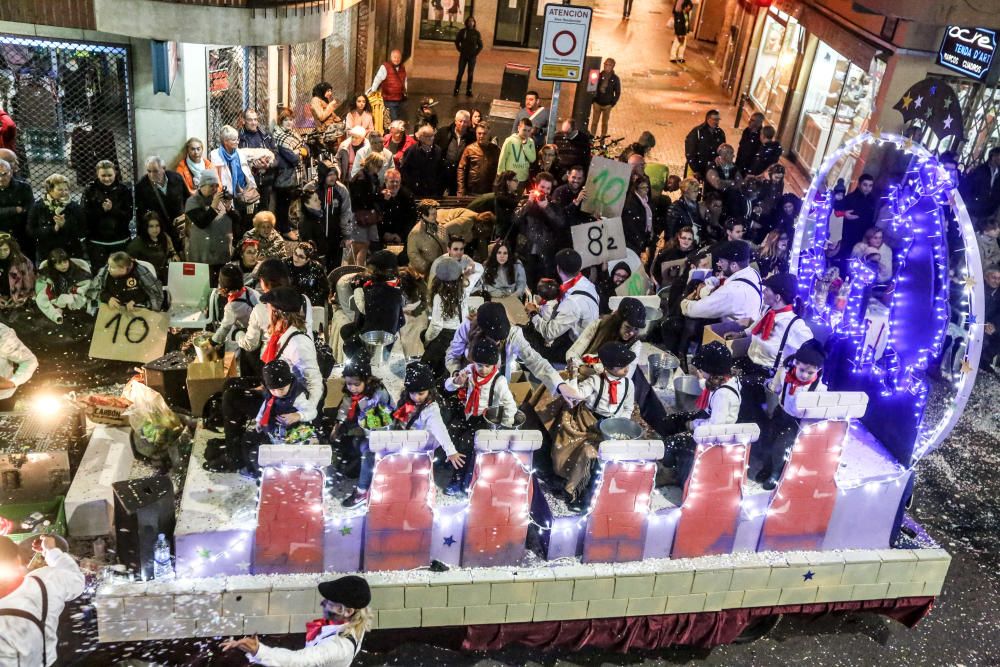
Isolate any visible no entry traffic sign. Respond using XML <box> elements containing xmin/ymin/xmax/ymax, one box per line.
<box><xmin>536</xmin><ymin>4</ymin><xmax>592</xmax><ymax>82</ymax></box>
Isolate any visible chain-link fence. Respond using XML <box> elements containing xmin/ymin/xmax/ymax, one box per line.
<box><xmin>0</xmin><ymin>34</ymin><xmax>135</xmax><ymax>200</ymax></box>
<box><xmin>207</xmin><ymin>46</ymin><xmax>270</xmax><ymax>149</ymax></box>
<box><xmin>288</xmin><ymin>6</ymin><xmax>358</xmax><ymax>129</ymax></box>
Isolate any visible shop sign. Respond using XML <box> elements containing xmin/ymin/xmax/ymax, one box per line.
<box><xmin>209</xmin><ymin>69</ymin><xmax>229</xmax><ymax>93</ymax></box>
<box><xmin>937</xmin><ymin>26</ymin><xmax>996</xmax><ymax>81</ymax></box>
<box><xmin>536</xmin><ymin>4</ymin><xmax>592</xmax><ymax>82</ymax></box>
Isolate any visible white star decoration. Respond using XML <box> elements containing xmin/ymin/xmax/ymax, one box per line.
<box><xmin>943</xmin><ymin>114</ymin><xmax>953</xmax><ymax>129</ymax></box>
<box><xmin>914</xmin><ymin>95</ymin><xmax>923</xmax><ymax>108</ymax></box>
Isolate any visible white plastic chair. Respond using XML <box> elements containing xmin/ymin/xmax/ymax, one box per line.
<box><xmin>166</xmin><ymin>261</ymin><xmax>215</xmax><ymax>329</ymax></box>
<box><xmin>312</xmin><ymin>305</ymin><xmax>328</xmax><ymax>336</ymax></box>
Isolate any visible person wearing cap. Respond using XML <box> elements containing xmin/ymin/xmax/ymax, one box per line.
<box><xmin>421</xmin><ymin>256</ymin><xmax>469</xmax><ymax>376</ymax></box>
<box><xmin>348</xmin><ymin>362</ymin><xmax>461</xmax><ymax>505</ymax></box>
<box><xmin>524</xmin><ymin>249</ymin><xmax>600</xmax><ymax>363</ymax></box>
<box><xmin>337</xmin><ymin>354</ymin><xmax>394</xmax><ymax>507</ymax></box>
<box><xmin>400</xmin><ymin>125</ymin><xmax>446</xmax><ymax>198</ymax></box>
<box><xmin>427</xmin><ymin>234</ymin><xmax>484</xmax><ymax>297</ymax></box>
<box><xmin>223</xmin><ymin>575</ymin><xmax>372</xmax><ymax>665</ymax></box>
<box><xmin>659</xmin><ymin>341</ymin><xmax>742</xmax><ymax>485</ymax></box>
<box><xmin>223</xmin><ymin>286</ymin><xmax>323</xmax><ymax>471</ymax></box>
<box><xmin>414</xmin><ymin>97</ymin><xmax>440</xmax><ymax>131</ymax></box>
<box><xmin>680</xmin><ymin>240</ymin><xmax>762</xmax><ymax>324</ymax></box>
<box><xmin>444</xmin><ymin>338</ymin><xmax>518</xmax><ymax>495</ymax></box>
<box><xmin>554</xmin><ymin>341</ymin><xmax>637</xmax><ymax>510</ymax></box>
<box><xmin>0</xmin><ymin>535</ymin><xmax>85</xmax><ymax>666</ymax></box>
<box><xmin>567</xmin><ymin>296</ymin><xmax>645</xmax><ymax>379</ymax></box>
<box><xmin>211</xmin><ymin>263</ymin><xmax>260</xmax><ymax>346</ymax></box>
<box><xmin>237</xmin><ymin>259</ymin><xmax>315</xmax><ymax>376</ymax></box>
<box><xmin>725</xmin><ymin>272</ymin><xmax>812</xmax><ymax>375</ymax></box>
<box><xmin>184</xmin><ymin>168</ymin><xmax>236</xmax><ymax>269</ymax></box>
<box><xmin>335</xmin><ymin>126</ymin><xmax>370</xmax><ymax>188</ymax></box>
<box><xmin>755</xmin><ymin>338</ymin><xmax>828</xmax><ymax>489</ymax></box>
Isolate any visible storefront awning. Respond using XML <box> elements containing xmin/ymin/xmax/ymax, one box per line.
<box><xmin>799</xmin><ymin>4</ymin><xmax>882</xmax><ymax>71</ymax></box>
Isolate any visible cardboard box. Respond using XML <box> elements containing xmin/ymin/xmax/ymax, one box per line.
<box><xmin>702</xmin><ymin>322</ymin><xmax>751</xmax><ymax>358</ymax></box>
<box><xmin>186</xmin><ymin>353</ymin><xmax>235</xmax><ymax>417</ymax></box>
<box><xmin>325</xmin><ymin>377</ymin><xmax>347</xmax><ymax>410</ymax></box>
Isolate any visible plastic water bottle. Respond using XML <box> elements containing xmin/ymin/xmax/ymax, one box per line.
<box><xmin>153</xmin><ymin>533</ymin><xmax>174</xmax><ymax>580</ymax></box>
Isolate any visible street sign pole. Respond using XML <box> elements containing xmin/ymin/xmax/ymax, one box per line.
<box><xmin>547</xmin><ymin>82</ymin><xmax>561</xmax><ymax>144</ymax></box>
<box><xmin>536</xmin><ymin>1</ymin><xmax>591</xmax><ymax>145</ymax></box>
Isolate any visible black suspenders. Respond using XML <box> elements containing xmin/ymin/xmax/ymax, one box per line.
<box><xmin>0</xmin><ymin>576</ymin><xmax>49</xmax><ymax>666</ymax></box>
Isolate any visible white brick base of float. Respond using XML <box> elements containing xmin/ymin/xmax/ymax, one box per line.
<box><xmin>95</xmin><ymin>548</ymin><xmax>952</xmax><ymax>642</ymax></box>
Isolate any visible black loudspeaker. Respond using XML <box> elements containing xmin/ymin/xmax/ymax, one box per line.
<box><xmin>113</xmin><ymin>476</ymin><xmax>175</xmax><ymax>580</ymax></box>
<box><xmin>144</xmin><ymin>351</ymin><xmax>191</xmax><ymax>410</ymax></box>
<box><xmin>499</xmin><ymin>62</ymin><xmax>531</xmax><ymax>102</ymax></box>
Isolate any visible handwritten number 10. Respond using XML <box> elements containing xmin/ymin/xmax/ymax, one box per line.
<box><xmin>105</xmin><ymin>312</ymin><xmax>150</xmax><ymax>344</ymax></box>
<box><xmin>591</xmin><ymin>170</ymin><xmax>627</xmax><ymax>211</ymax></box>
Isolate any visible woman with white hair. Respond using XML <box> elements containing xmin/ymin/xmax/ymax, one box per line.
<box><xmin>209</xmin><ymin>125</ymin><xmax>259</xmax><ymax>230</ymax></box>
<box><xmin>383</xmin><ymin>120</ymin><xmax>416</xmax><ymax>166</ymax></box>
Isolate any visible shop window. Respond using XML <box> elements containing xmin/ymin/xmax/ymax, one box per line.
<box><xmin>420</xmin><ymin>0</ymin><xmax>474</xmax><ymax>42</ymax></box>
<box><xmin>494</xmin><ymin>0</ymin><xmax>545</xmax><ymax>48</ymax></box>
<box><xmin>793</xmin><ymin>42</ymin><xmax>884</xmax><ymax>180</ymax></box>
<box><xmin>747</xmin><ymin>12</ymin><xmax>802</xmax><ymax>126</ymax></box>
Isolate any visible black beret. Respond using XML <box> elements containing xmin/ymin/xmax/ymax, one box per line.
<box><xmin>792</xmin><ymin>338</ymin><xmax>826</xmax><ymax>367</ymax></box>
<box><xmin>713</xmin><ymin>240</ymin><xmax>750</xmax><ymax>265</ymax></box>
<box><xmin>318</xmin><ymin>575</ymin><xmax>371</xmax><ymax>609</ymax></box>
<box><xmin>476</xmin><ymin>302</ymin><xmax>511</xmax><ymax>341</ymax></box>
<box><xmin>470</xmin><ymin>338</ymin><xmax>500</xmax><ymax>365</ymax></box>
<box><xmin>763</xmin><ymin>272</ymin><xmax>799</xmax><ymax>306</ymax></box>
<box><xmin>262</xmin><ymin>359</ymin><xmax>294</xmax><ymax>390</ymax></box>
<box><xmin>597</xmin><ymin>342</ymin><xmax>636</xmax><ymax>369</ymax></box>
<box><xmin>342</xmin><ymin>352</ymin><xmax>372</xmax><ymax>380</ymax></box>
<box><xmin>404</xmin><ymin>361</ymin><xmax>435</xmax><ymax>392</ymax></box>
<box><xmin>692</xmin><ymin>341</ymin><xmax>733</xmax><ymax>376</ymax></box>
<box><xmin>260</xmin><ymin>286</ymin><xmax>304</xmax><ymax>313</ymax></box>
<box><xmin>368</xmin><ymin>249</ymin><xmax>399</xmax><ymax>273</ymax></box>
<box><xmin>617</xmin><ymin>297</ymin><xmax>647</xmax><ymax>328</ymax></box>
<box><xmin>555</xmin><ymin>248</ymin><xmax>583</xmax><ymax>275</ymax></box>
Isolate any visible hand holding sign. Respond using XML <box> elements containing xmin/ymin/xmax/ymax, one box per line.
<box><xmin>581</xmin><ymin>156</ymin><xmax>633</xmax><ymax>219</ymax></box>
<box><xmin>572</xmin><ymin>217</ymin><xmax>627</xmax><ymax>269</ymax></box>
<box><xmin>89</xmin><ymin>304</ymin><xmax>170</xmax><ymax>364</ymax></box>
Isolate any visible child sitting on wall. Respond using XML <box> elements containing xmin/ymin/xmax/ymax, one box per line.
<box><xmin>332</xmin><ymin>353</ymin><xmax>393</xmax><ymax>490</ymax></box>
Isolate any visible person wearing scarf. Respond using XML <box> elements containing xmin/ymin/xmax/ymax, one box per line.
<box><xmin>175</xmin><ymin>137</ymin><xmax>213</xmax><ymax>194</ymax></box>
<box><xmin>212</xmin><ymin>263</ymin><xmax>260</xmax><ymax>345</ymax></box>
<box><xmin>209</xmin><ymin>125</ymin><xmax>258</xmax><ymax>234</ymax></box>
<box><xmin>222</xmin><ymin>575</ymin><xmax>372</xmax><ymax>666</ymax></box>
<box><xmin>755</xmin><ymin>339</ymin><xmax>829</xmax><ymax>489</ymax></box>
<box><xmin>524</xmin><ymin>249</ymin><xmax>600</xmax><ymax>363</ymax></box>
<box><xmin>27</xmin><ymin>173</ymin><xmax>86</xmax><ymax>261</ymax></box>
<box><xmin>727</xmin><ymin>272</ymin><xmax>813</xmax><ymax>379</ymax></box>
<box><xmin>252</xmin><ymin>359</ymin><xmax>311</xmax><ymax>463</ymax></box>
<box><xmin>443</xmin><ymin>339</ymin><xmax>517</xmax><ymax>496</ymax></box>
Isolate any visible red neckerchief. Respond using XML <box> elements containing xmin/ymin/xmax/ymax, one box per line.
<box><xmin>227</xmin><ymin>287</ymin><xmax>247</xmax><ymax>303</ymax></box>
<box><xmin>784</xmin><ymin>371</ymin><xmax>816</xmax><ymax>395</ymax></box>
<box><xmin>260</xmin><ymin>396</ymin><xmax>276</xmax><ymax>427</ymax></box>
<box><xmin>0</xmin><ymin>574</ymin><xmax>25</xmax><ymax>600</ymax></box>
<box><xmin>393</xmin><ymin>401</ymin><xmax>417</xmax><ymax>424</ymax></box>
<box><xmin>606</xmin><ymin>374</ymin><xmax>622</xmax><ymax>405</ymax></box>
<box><xmin>261</xmin><ymin>324</ymin><xmax>287</xmax><ymax>364</ymax></box>
<box><xmin>325</xmin><ymin>188</ymin><xmax>333</xmax><ymax>206</ymax></box>
<box><xmin>717</xmin><ymin>277</ymin><xmax>726</xmax><ymax>286</ymax></box>
<box><xmin>695</xmin><ymin>388</ymin><xmax>711</xmax><ymax>411</ymax></box>
<box><xmin>581</xmin><ymin>354</ymin><xmax>599</xmax><ymax>365</ymax></box>
<box><xmin>346</xmin><ymin>393</ymin><xmax>364</xmax><ymax>421</ymax></box>
<box><xmin>752</xmin><ymin>305</ymin><xmax>793</xmax><ymax>341</ymax></box>
<box><xmin>305</xmin><ymin>618</ymin><xmax>337</xmax><ymax>642</ymax></box>
<box><xmin>559</xmin><ymin>274</ymin><xmax>583</xmax><ymax>297</ymax></box>
<box><xmin>363</xmin><ymin>279</ymin><xmax>399</xmax><ymax>288</ymax></box>
<box><xmin>465</xmin><ymin>367</ymin><xmax>498</xmax><ymax>416</ymax></box>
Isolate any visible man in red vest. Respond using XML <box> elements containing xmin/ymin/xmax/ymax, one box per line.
<box><xmin>367</xmin><ymin>49</ymin><xmax>407</xmax><ymax>121</ymax></box>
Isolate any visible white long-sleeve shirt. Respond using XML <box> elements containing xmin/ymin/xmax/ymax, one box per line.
<box><xmin>445</xmin><ymin>321</ymin><xmax>564</xmax><ymax>394</ymax></box>
<box><xmin>680</xmin><ymin>266</ymin><xmax>762</xmax><ymax>322</ymax></box>
<box><xmin>0</xmin><ymin>547</ymin><xmax>86</xmax><ymax>666</ymax></box>
<box><xmin>691</xmin><ymin>377</ymin><xmax>741</xmax><ymax>429</ymax></box>
<box><xmin>445</xmin><ymin>364</ymin><xmax>518</xmax><ymax>426</ymax></box>
<box><xmin>0</xmin><ymin>323</ymin><xmax>38</xmax><ymax>400</ymax></box>
<box><xmin>367</xmin><ymin>64</ymin><xmax>408</xmax><ymax>96</ymax></box>
<box><xmin>406</xmin><ymin>401</ymin><xmax>457</xmax><ymax>456</ymax></box>
<box><xmin>212</xmin><ymin>287</ymin><xmax>260</xmax><ymax>344</ymax></box>
<box><xmin>769</xmin><ymin>367</ymin><xmax>828</xmax><ymax>417</ymax></box>
<box><xmin>426</xmin><ymin>293</ymin><xmax>469</xmax><ymax>341</ymax></box>
<box><xmin>744</xmin><ymin>309</ymin><xmax>813</xmax><ymax>370</ymax></box>
<box><xmin>251</xmin><ymin>624</ymin><xmax>363</xmax><ymax>666</ymax></box>
<box><xmin>530</xmin><ymin>276</ymin><xmax>600</xmax><ymax>343</ymax></box>
<box><xmin>235</xmin><ymin>298</ymin><xmax>315</xmax><ymax>352</ymax></box>
<box><xmin>576</xmin><ymin>372</ymin><xmax>635</xmax><ymax>419</ymax></box>
<box><xmin>271</xmin><ymin>327</ymin><xmax>324</xmax><ymax>421</ymax></box>
<box><xmin>566</xmin><ymin>322</ymin><xmax>643</xmax><ymax>379</ymax></box>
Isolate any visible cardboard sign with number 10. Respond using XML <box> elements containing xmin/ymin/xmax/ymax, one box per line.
<box><xmin>581</xmin><ymin>156</ymin><xmax>633</xmax><ymax>219</ymax></box>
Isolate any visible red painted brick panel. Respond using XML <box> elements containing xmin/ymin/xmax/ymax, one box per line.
<box><xmin>672</xmin><ymin>443</ymin><xmax>748</xmax><ymax>558</ymax></box>
<box><xmin>462</xmin><ymin>452</ymin><xmax>533</xmax><ymax>567</ymax></box>
<box><xmin>583</xmin><ymin>461</ymin><xmax>655</xmax><ymax>564</ymax></box>
<box><xmin>254</xmin><ymin>468</ymin><xmax>325</xmax><ymax>574</ymax></box>
<box><xmin>364</xmin><ymin>453</ymin><xmax>435</xmax><ymax>570</ymax></box>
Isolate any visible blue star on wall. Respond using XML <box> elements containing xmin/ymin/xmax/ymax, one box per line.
<box><xmin>803</xmin><ymin>570</ymin><xmax>815</xmax><ymax>581</ymax></box>
<box><xmin>443</xmin><ymin>535</ymin><xmax>456</xmax><ymax>547</ymax></box>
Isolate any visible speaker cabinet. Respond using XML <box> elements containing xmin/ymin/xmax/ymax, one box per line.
<box><xmin>112</xmin><ymin>476</ymin><xmax>175</xmax><ymax>580</ymax></box>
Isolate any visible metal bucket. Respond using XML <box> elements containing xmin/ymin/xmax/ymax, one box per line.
<box><xmin>598</xmin><ymin>417</ymin><xmax>643</xmax><ymax>441</ymax></box>
<box><xmin>484</xmin><ymin>406</ymin><xmax>526</xmax><ymax>430</ymax></box>
<box><xmin>640</xmin><ymin>305</ymin><xmax>664</xmax><ymax>339</ymax></box>
<box><xmin>360</xmin><ymin>330</ymin><xmax>396</xmax><ymax>368</ymax></box>
<box><xmin>673</xmin><ymin>375</ymin><xmax>703</xmax><ymax>412</ymax></box>
<box><xmin>647</xmin><ymin>352</ymin><xmax>680</xmax><ymax>389</ymax></box>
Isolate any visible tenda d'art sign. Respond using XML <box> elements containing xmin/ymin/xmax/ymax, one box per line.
<box><xmin>937</xmin><ymin>26</ymin><xmax>996</xmax><ymax>81</ymax></box>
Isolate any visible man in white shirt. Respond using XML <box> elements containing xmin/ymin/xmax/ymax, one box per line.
<box><xmin>524</xmin><ymin>249</ymin><xmax>600</xmax><ymax>363</ymax></box>
<box><xmin>349</xmin><ymin>131</ymin><xmax>396</xmax><ymax>183</ymax></box>
<box><xmin>681</xmin><ymin>240</ymin><xmax>762</xmax><ymax>323</ymax></box>
<box><xmin>0</xmin><ymin>322</ymin><xmax>37</xmax><ymax>409</ymax></box>
<box><xmin>0</xmin><ymin>535</ymin><xmax>85</xmax><ymax>666</ymax></box>
<box><xmin>726</xmin><ymin>272</ymin><xmax>812</xmax><ymax>375</ymax></box>
<box><xmin>427</xmin><ymin>234</ymin><xmax>483</xmax><ymax>297</ymax></box>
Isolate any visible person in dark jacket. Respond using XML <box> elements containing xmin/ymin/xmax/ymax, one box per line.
<box><xmin>453</xmin><ymin>16</ymin><xmax>483</xmax><ymax>96</ymax></box>
<box><xmin>621</xmin><ymin>175</ymin><xmax>656</xmax><ymax>256</ymax></box>
<box><xmin>400</xmin><ymin>125</ymin><xmax>445</xmax><ymax>198</ymax></box>
<box><xmin>457</xmin><ymin>122</ymin><xmax>500</xmax><ymax>196</ymax></box>
<box><xmin>514</xmin><ymin>171</ymin><xmax>566</xmax><ymax>286</ymax></box>
<box><xmin>126</xmin><ymin>212</ymin><xmax>179</xmax><ymax>283</ymax></box>
<box><xmin>748</xmin><ymin>126</ymin><xmax>783</xmax><ymax>176</ymax></box>
<box><xmin>285</xmin><ymin>241</ymin><xmax>330</xmax><ymax>308</ymax></box>
<box><xmin>0</xmin><ymin>157</ymin><xmax>33</xmax><ymax>253</ymax></box>
<box><xmin>554</xmin><ymin>118</ymin><xmax>592</xmax><ymax>175</ymax></box>
<box><xmin>135</xmin><ymin>155</ymin><xmax>188</xmax><ymax>253</ymax></box>
<box><xmin>589</xmin><ymin>59</ymin><xmax>621</xmax><ymax>138</ymax></box>
<box><xmin>434</xmin><ymin>111</ymin><xmax>475</xmax><ymax>196</ymax></box>
<box><xmin>960</xmin><ymin>146</ymin><xmax>1000</xmax><ymax>227</ymax></box>
<box><xmin>552</xmin><ymin>165</ymin><xmax>592</xmax><ymax>228</ymax></box>
<box><xmin>666</xmin><ymin>178</ymin><xmax>704</xmax><ymax>241</ymax></box>
<box><xmin>981</xmin><ymin>265</ymin><xmax>1000</xmax><ymax>371</ymax></box>
<box><xmin>832</xmin><ymin>174</ymin><xmax>878</xmax><ymax>260</ymax></box>
<box><xmin>27</xmin><ymin>173</ymin><xmax>86</xmax><ymax>262</ymax></box>
<box><xmin>348</xmin><ymin>154</ymin><xmax>385</xmax><ymax>266</ymax></box>
<box><xmin>238</xmin><ymin>108</ymin><xmax>276</xmax><ymax>210</ymax></box>
<box><xmin>82</xmin><ymin>160</ymin><xmax>134</xmax><ymax>268</ymax></box>
<box><xmin>380</xmin><ymin>168</ymin><xmax>417</xmax><ymax>246</ymax></box>
<box><xmin>345</xmin><ymin>249</ymin><xmax>404</xmax><ymax>339</ymax></box>
<box><xmin>90</xmin><ymin>250</ymin><xmax>163</xmax><ymax>312</ymax></box>
<box><xmin>735</xmin><ymin>112</ymin><xmax>764</xmax><ymax>174</ymax></box>
<box><xmin>684</xmin><ymin>109</ymin><xmax>726</xmax><ymax>179</ymax></box>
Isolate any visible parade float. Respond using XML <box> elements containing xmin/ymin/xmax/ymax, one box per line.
<box><xmin>1</xmin><ymin>132</ymin><xmax>974</xmax><ymax>652</ymax></box>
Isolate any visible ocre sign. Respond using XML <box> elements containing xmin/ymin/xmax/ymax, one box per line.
<box><xmin>937</xmin><ymin>26</ymin><xmax>996</xmax><ymax>81</ymax></box>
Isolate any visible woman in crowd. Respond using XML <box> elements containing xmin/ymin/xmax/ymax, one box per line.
<box><xmin>209</xmin><ymin>125</ymin><xmax>259</xmax><ymax>232</ymax></box>
<box><xmin>422</xmin><ymin>257</ymin><xmax>468</xmax><ymax>376</ymax></box>
<box><xmin>852</xmin><ymin>226</ymin><xmax>893</xmax><ymax>282</ymax></box>
<box><xmin>756</xmin><ymin>228</ymin><xmax>790</xmax><ymax>278</ymax></box>
<box><xmin>345</xmin><ymin>94</ymin><xmax>375</xmax><ymax>134</ymax></box>
<box><xmin>0</xmin><ymin>234</ymin><xmax>35</xmax><ymax>312</ymax></box>
<box><xmin>175</xmin><ymin>137</ymin><xmax>213</xmax><ymax>194</ymax></box>
<box><xmin>272</xmin><ymin>108</ymin><xmax>309</xmax><ymax>235</ymax></box>
<box><xmin>491</xmin><ymin>170</ymin><xmax>520</xmax><ymax>240</ymax></box>
<box><xmin>337</xmin><ymin>127</ymin><xmax>369</xmax><ymax>184</ymax></box>
<box><xmin>241</xmin><ymin>210</ymin><xmax>287</xmax><ymax>260</ymax></box>
<box><xmin>28</xmin><ymin>173</ymin><xmax>86</xmax><ymax>261</ymax></box>
<box><xmin>82</xmin><ymin>160</ymin><xmax>133</xmax><ymax>268</ymax></box>
<box><xmin>470</xmin><ymin>109</ymin><xmax>483</xmax><ymax>128</ymax></box>
<box><xmin>384</xmin><ymin>120</ymin><xmax>416</xmax><ymax>165</ymax></box>
<box><xmin>302</xmin><ymin>163</ymin><xmax>353</xmax><ymax>269</ymax></box>
<box><xmin>285</xmin><ymin>241</ymin><xmax>330</xmax><ymax>308</ymax></box>
<box><xmin>185</xmin><ymin>171</ymin><xmax>236</xmax><ymax>270</ymax></box>
<box><xmin>310</xmin><ymin>81</ymin><xmax>341</xmax><ymax>131</ymax></box>
<box><xmin>34</xmin><ymin>247</ymin><xmax>91</xmax><ymax>325</ymax></box>
<box><xmin>621</xmin><ymin>175</ymin><xmax>655</xmax><ymax>256</ymax></box>
<box><xmin>126</xmin><ymin>212</ymin><xmax>179</xmax><ymax>283</ymax></box>
<box><xmin>482</xmin><ymin>240</ymin><xmax>526</xmax><ymax>299</ymax></box>
<box><xmin>566</xmin><ymin>297</ymin><xmax>645</xmax><ymax>379</ymax></box>
<box><xmin>397</xmin><ymin>266</ymin><xmax>429</xmax><ymax>357</ymax></box>
<box><xmin>529</xmin><ymin>143</ymin><xmax>561</xmax><ymax>186</ymax></box>
<box><xmin>650</xmin><ymin>226</ymin><xmax>696</xmax><ymax>285</ymax></box>
<box><xmin>348</xmin><ymin>153</ymin><xmax>385</xmax><ymax>266</ymax></box>
<box><xmin>769</xmin><ymin>193</ymin><xmax>802</xmax><ymax>236</ymax></box>
<box><xmin>236</xmin><ymin>238</ymin><xmax>262</xmax><ymax>287</ymax></box>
